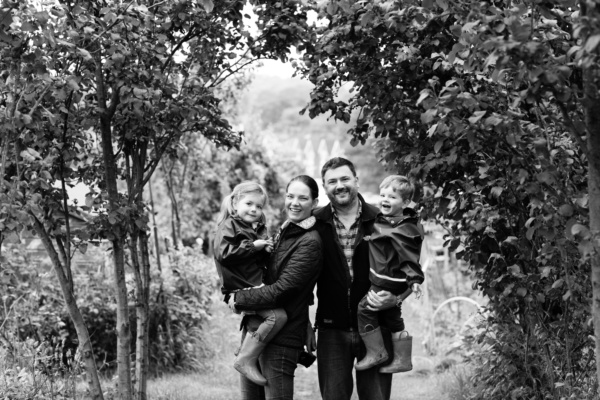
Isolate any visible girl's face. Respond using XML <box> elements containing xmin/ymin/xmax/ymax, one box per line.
<box><xmin>235</xmin><ymin>193</ymin><xmax>266</xmax><ymax>224</ymax></box>
<box><xmin>285</xmin><ymin>181</ymin><xmax>318</xmax><ymax>223</ymax></box>
<box><xmin>379</xmin><ymin>186</ymin><xmax>409</xmax><ymax>216</ymax></box>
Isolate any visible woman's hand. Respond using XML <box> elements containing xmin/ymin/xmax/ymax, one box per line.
<box><xmin>227</xmin><ymin>294</ymin><xmax>239</xmax><ymax>314</ymax></box>
<box><xmin>305</xmin><ymin>321</ymin><xmax>317</xmax><ymax>353</ymax></box>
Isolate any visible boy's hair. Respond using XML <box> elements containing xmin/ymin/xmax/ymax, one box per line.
<box><xmin>217</xmin><ymin>181</ymin><xmax>268</xmax><ymax>225</ymax></box>
<box><xmin>320</xmin><ymin>157</ymin><xmax>357</xmax><ymax>181</ymax></box>
<box><xmin>380</xmin><ymin>175</ymin><xmax>415</xmax><ymax>202</ymax></box>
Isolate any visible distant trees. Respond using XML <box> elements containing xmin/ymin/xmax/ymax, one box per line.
<box><xmin>300</xmin><ymin>0</ymin><xmax>599</xmax><ymax>397</ymax></box>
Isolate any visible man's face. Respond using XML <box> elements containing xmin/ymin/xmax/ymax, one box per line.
<box><xmin>323</xmin><ymin>166</ymin><xmax>359</xmax><ymax>208</ymax></box>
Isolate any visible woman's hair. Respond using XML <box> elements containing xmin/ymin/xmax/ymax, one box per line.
<box><xmin>380</xmin><ymin>175</ymin><xmax>416</xmax><ymax>202</ymax></box>
<box><xmin>217</xmin><ymin>181</ymin><xmax>268</xmax><ymax>225</ymax></box>
<box><xmin>286</xmin><ymin>175</ymin><xmax>319</xmax><ymax>200</ymax></box>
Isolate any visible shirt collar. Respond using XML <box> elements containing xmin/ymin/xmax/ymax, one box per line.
<box><xmin>331</xmin><ymin>199</ymin><xmax>362</xmax><ymax>222</ymax></box>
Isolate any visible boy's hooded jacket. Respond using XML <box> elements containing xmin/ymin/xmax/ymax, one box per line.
<box><xmin>213</xmin><ymin>215</ymin><xmax>269</xmax><ymax>294</ymax></box>
<box><xmin>368</xmin><ymin>207</ymin><xmax>425</xmax><ymax>294</ymax></box>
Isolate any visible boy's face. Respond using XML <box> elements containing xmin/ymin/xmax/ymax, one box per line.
<box><xmin>379</xmin><ymin>186</ymin><xmax>410</xmax><ymax>216</ymax></box>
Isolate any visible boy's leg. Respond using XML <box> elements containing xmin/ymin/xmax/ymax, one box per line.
<box><xmin>356</xmin><ymin>326</ymin><xmax>393</xmax><ymax>400</ymax></box>
<box><xmin>379</xmin><ymin>304</ymin><xmax>405</xmax><ymax>336</ymax></box>
<box><xmin>253</xmin><ymin>308</ymin><xmax>287</xmax><ymax>343</ymax></box>
<box><xmin>357</xmin><ymin>294</ymin><xmax>380</xmax><ymax>334</ymax></box>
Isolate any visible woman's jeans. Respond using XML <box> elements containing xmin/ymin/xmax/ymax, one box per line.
<box><xmin>240</xmin><ymin>343</ymin><xmax>300</xmax><ymax>400</ymax></box>
<box><xmin>317</xmin><ymin>327</ymin><xmax>393</xmax><ymax>400</ymax></box>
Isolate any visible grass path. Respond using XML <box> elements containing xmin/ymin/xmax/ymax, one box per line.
<box><xmin>148</xmin><ymin>293</ymin><xmax>457</xmax><ymax>400</ymax></box>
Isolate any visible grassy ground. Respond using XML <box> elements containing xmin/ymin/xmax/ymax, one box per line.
<box><xmin>147</xmin><ymin>292</ymin><xmax>469</xmax><ymax>400</ymax></box>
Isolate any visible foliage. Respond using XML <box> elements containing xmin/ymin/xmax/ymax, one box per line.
<box><xmin>1</xmin><ymin>0</ymin><xmax>317</xmax><ymax>397</ymax></box>
<box><xmin>148</xmin><ymin>247</ymin><xmax>219</xmax><ymax>374</ymax></box>
<box><xmin>300</xmin><ymin>0</ymin><xmax>600</xmax><ymax>397</ymax></box>
<box><xmin>1</xmin><ymin>242</ymin><xmax>219</xmax><ymax>377</ymax></box>
<box><xmin>0</xmin><ymin>335</ymin><xmax>83</xmax><ymax>400</ymax></box>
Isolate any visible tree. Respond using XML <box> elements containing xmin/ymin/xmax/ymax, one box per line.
<box><xmin>2</xmin><ymin>1</ymin><xmax>315</xmax><ymax>399</ymax></box>
<box><xmin>300</xmin><ymin>0</ymin><xmax>599</xmax><ymax>397</ymax></box>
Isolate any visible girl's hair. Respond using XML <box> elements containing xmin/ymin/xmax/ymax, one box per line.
<box><xmin>217</xmin><ymin>181</ymin><xmax>268</xmax><ymax>225</ymax></box>
<box><xmin>286</xmin><ymin>175</ymin><xmax>319</xmax><ymax>200</ymax></box>
<box><xmin>380</xmin><ymin>175</ymin><xmax>416</xmax><ymax>202</ymax></box>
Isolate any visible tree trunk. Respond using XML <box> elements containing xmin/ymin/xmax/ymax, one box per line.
<box><xmin>134</xmin><ymin>230</ymin><xmax>151</xmax><ymax>400</ymax></box>
<box><xmin>31</xmin><ymin>218</ymin><xmax>104</xmax><ymax>400</ymax></box>
<box><xmin>96</xmin><ymin>43</ymin><xmax>132</xmax><ymax>399</ymax></box>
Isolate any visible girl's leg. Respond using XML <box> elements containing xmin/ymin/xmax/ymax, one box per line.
<box><xmin>254</xmin><ymin>308</ymin><xmax>287</xmax><ymax>343</ymax></box>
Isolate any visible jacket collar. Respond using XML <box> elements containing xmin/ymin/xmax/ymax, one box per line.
<box><xmin>231</xmin><ymin>214</ymin><xmax>265</xmax><ymax>230</ymax></box>
<box><xmin>314</xmin><ymin>193</ymin><xmax>379</xmax><ymax>223</ymax></box>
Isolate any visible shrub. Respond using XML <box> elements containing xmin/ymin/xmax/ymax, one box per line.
<box><xmin>1</xmin><ymin>241</ymin><xmax>219</xmax><ymax>377</ymax></box>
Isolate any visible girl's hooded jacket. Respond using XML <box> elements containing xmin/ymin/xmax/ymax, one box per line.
<box><xmin>234</xmin><ymin>217</ymin><xmax>323</xmax><ymax>349</ymax></box>
<box><xmin>213</xmin><ymin>215</ymin><xmax>269</xmax><ymax>294</ymax></box>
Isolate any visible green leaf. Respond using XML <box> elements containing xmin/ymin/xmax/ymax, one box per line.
<box><xmin>78</xmin><ymin>48</ymin><xmax>93</xmax><ymax>61</ymax></box>
<box><xmin>468</xmin><ymin>110</ymin><xmax>486</xmax><ymax>124</ymax></box>
<box><xmin>200</xmin><ymin>0</ymin><xmax>214</xmax><ymax>13</ymax></box>
<box><xmin>584</xmin><ymin>34</ymin><xmax>600</xmax><ymax>52</ymax></box>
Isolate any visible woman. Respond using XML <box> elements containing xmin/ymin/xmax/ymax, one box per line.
<box><xmin>229</xmin><ymin>175</ymin><xmax>323</xmax><ymax>400</ymax></box>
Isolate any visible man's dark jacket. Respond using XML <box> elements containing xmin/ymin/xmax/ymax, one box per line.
<box><xmin>314</xmin><ymin>194</ymin><xmax>380</xmax><ymax>331</ymax></box>
<box><xmin>234</xmin><ymin>218</ymin><xmax>323</xmax><ymax>349</ymax></box>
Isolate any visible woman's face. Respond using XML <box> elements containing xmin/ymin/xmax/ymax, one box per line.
<box><xmin>285</xmin><ymin>181</ymin><xmax>318</xmax><ymax>223</ymax></box>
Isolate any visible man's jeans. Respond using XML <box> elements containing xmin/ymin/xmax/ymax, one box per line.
<box><xmin>317</xmin><ymin>327</ymin><xmax>393</xmax><ymax>400</ymax></box>
<box><xmin>240</xmin><ymin>342</ymin><xmax>300</xmax><ymax>400</ymax></box>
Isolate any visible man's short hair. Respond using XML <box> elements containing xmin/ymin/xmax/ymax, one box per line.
<box><xmin>321</xmin><ymin>157</ymin><xmax>357</xmax><ymax>180</ymax></box>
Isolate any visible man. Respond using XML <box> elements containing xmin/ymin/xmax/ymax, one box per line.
<box><xmin>310</xmin><ymin>157</ymin><xmax>401</xmax><ymax>400</ymax></box>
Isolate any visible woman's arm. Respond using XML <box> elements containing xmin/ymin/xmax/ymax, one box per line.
<box><xmin>234</xmin><ymin>233</ymin><xmax>322</xmax><ymax>311</ymax></box>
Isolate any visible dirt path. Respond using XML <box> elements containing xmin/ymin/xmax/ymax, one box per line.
<box><xmin>148</xmin><ymin>294</ymin><xmax>451</xmax><ymax>400</ymax></box>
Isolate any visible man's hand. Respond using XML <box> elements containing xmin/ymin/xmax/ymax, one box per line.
<box><xmin>366</xmin><ymin>289</ymin><xmax>397</xmax><ymax>311</ymax></box>
<box><xmin>306</xmin><ymin>322</ymin><xmax>317</xmax><ymax>353</ymax></box>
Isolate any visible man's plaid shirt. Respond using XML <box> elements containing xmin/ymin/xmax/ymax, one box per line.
<box><xmin>331</xmin><ymin>200</ymin><xmax>362</xmax><ymax>281</ymax></box>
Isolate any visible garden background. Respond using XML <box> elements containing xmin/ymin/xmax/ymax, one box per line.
<box><xmin>2</xmin><ymin>0</ymin><xmax>600</xmax><ymax>399</ymax></box>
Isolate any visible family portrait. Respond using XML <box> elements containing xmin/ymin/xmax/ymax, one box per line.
<box><xmin>1</xmin><ymin>1</ymin><xmax>599</xmax><ymax>400</ymax></box>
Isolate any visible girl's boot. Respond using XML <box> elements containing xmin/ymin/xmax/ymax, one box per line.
<box><xmin>355</xmin><ymin>327</ymin><xmax>389</xmax><ymax>371</ymax></box>
<box><xmin>234</xmin><ymin>333</ymin><xmax>268</xmax><ymax>386</ymax></box>
<box><xmin>379</xmin><ymin>331</ymin><xmax>412</xmax><ymax>373</ymax></box>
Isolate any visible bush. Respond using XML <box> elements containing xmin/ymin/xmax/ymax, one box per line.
<box><xmin>1</xmin><ymin>241</ymin><xmax>219</xmax><ymax>377</ymax></box>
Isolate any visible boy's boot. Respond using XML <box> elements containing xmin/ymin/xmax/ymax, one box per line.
<box><xmin>234</xmin><ymin>333</ymin><xmax>267</xmax><ymax>386</ymax></box>
<box><xmin>355</xmin><ymin>327</ymin><xmax>389</xmax><ymax>371</ymax></box>
<box><xmin>379</xmin><ymin>331</ymin><xmax>412</xmax><ymax>373</ymax></box>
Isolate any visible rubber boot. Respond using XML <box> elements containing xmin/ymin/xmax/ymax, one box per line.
<box><xmin>355</xmin><ymin>327</ymin><xmax>389</xmax><ymax>371</ymax></box>
<box><xmin>379</xmin><ymin>331</ymin><xmax>412</xmax><ymax>373</ymax></box>
<box><xmin>234</xmin><ymin>333</ymin><xmax>268</xmax><ymax>386</ymax></box>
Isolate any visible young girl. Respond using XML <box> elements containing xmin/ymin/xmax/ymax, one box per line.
<box><xmin>213</xmin><ymin>181</ymin><xmax>286</xmax><ymax>386</ymax></box>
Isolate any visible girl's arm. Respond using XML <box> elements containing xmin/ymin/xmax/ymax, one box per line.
<box><xmin>214</xmin><ymin>219</ymin><xmax>257</xmax><ymax>266</ymax></box>
<box><xmin>234</xmin><ymin>233</ymin><xmax>322</xmax><ymax>310</ymax></box>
